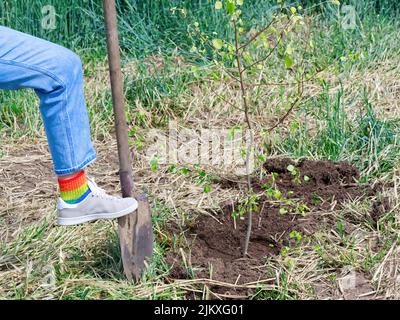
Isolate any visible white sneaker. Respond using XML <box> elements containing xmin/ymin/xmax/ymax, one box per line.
<box><xmin>57</xmin><ymin>178</ymin><xmax>138</xmax><ymax>226</ymax></box>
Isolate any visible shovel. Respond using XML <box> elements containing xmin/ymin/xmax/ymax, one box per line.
<box><xmin>103</xmin><ymin>0</ymin><xmax>153</xmax><ymax>281</ymax></box>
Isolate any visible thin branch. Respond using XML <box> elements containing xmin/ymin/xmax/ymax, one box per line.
<box><xmin>243</xmin><ymin>18</ymin><xmax>293</xmax><ymax>72</ymax></box>
<box><xmin>233</xmin><ymin>20</ymin><xmax>253</xmax><ymax>258</ymax></box>
<box><xmin>222</xmin><ymin>68</ymin><xmax>241</xmax><ymax>83</ymax></box>
<box><xmin>265</xmin><ymin>12</ymin><xmax>314</xmax><ymax>132</ymax></box>
<box><xmin>233</xmin><ymin>24</ymin><xmax>251</xmax><ymax>132</ymax></box>
<box><xmin>207</xmin><ymin>80</ymin><xmax>247</xmax><ymax>112</ymax></box>
<box><xmin>246</xmin><ymin>62</ymin><xmax>331</xmax><ymax>88</ymax></box>
<box><xmin>267</xmin><ymin>94</ymin><xmax>300</xmax><ymax>133</ymax></box>
<box><xmin>267</xmin><ymin>74</ymin><xmax>305</xmax><ymax>133</ymax></box>
<box><xmin>237</xmin><ymin>15</ymin><xmax>278</xmax><ymax>51</ymax></box>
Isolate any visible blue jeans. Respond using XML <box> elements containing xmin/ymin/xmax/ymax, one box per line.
<box><xmin>0</xmin><ymin>26</ymin><xmax>96</xmax><ymax>175</ymax></box>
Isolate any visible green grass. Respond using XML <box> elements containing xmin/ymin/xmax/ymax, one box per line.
<box><xmin>2</xmin><ymin>0</ymin><xmax>400</xmax><ymax>134</ymax></box>
<box><xmin>276</xmin><ymin>84</ymin><xmax>400</xmax><ymax>180</ymax></box>
<box><xmin>2</xmin><ymin>0</ymin><xmax>398</xmax><ymax>61</ymax></box>
<box><xmin>0</xmin><ymin>90</ymin><xmax>43</xmax><ymax>137</ymax></box>
<box><xmin>309</xmin><ymin>7</ymin><xmax>400</xmax><ymax>70</ymax></box>
<box><xmin>125</xmin><ymin>59</ymin><xmax>196</xmax><ymax>114</ymax></box>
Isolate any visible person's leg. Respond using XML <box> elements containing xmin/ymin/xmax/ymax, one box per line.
<box><xmin>0</xmin><ymin>27</ymin><xmax>137</xmax><ymax>224</ymax></box>
<box><xmin>0</xmin><ymin>26</ymin><xmax>95</xmax><ymax>205</ymax></box>
<box><xmin>0</xmin><ymin>26</ymin><xmax>96</xmax><ymax>176</ymax></box>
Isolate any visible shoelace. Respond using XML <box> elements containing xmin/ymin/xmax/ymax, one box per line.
<box><xmin>87</xmin><ymin>177</ymin><xmax>117</xmax><ymax>200</ymax></box>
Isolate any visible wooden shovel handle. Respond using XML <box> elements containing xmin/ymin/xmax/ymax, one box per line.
<box><xmin>103</xmin><ymin>0</ymin><xmax>133</xmax><ymax>198</ymax></box>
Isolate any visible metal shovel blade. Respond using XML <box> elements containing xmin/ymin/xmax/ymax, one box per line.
<box><xmin>118</xmin><ymin>194</ymin><xmax>153</xmax><ymax>281</ymax></box>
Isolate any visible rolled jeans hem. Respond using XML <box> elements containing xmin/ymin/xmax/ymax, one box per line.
<box><xmin>54</xmin><ymin>152</ymin><xmax>97</xmax><ymax>176</ymax></box>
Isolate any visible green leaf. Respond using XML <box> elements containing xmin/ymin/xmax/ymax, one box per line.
<box><xmin>286</xmin><ymin>45</ymin><xmax>293</xmax><ymax>55</ymax></box>
<box><xmin>167</xmin><ymin>164</ymin><xmax>177</xmax><ymax>173</ymax></box>
<box><xmin>289</xmin><ymin>230</ymin><xmax>302</xmax><ymax>241</ymax></box>
<box><xmin>244</xmin><ymin>51</ymin><xmax>252</xmax><ymax>64</ymax></box>
<box><xmin>150</xmin><ymin>157</ymin><xmax>158</xmax><ymax>173</ymax></box>
<box><xmin>198</xmin><ymin>170</ymin><xmax>206</xmax><ymax>177</ymax></box>
<box><xmin>284</xmin><ymin>55</ymin><xmax>294</xmax><ymax>69</ymax></box>
<box><xmin>279</xmin><ymin>208</ymin><xmax>288</xmax><ymax>215</ymax></box>
<box><xmin>212</xmin><ymin>38</ymin><xmax>224</xmax><ymax>50</ymax></box>
<box><xmin>203</xmin><ymin>185</ymin><xmax>211</xmax><ymax>193</ymax></box>
<box><xmin>304</xmin><ymin>175</ymin><xmax>310</xmax><ymax>182</ymax></box>
<box><xmin>259</xmin><ymin>33</ymin><xmax>269</xmax><ymax>48</ymax></box>
<box><xmin>226</xmin><ymin>0</ymin><xmax>236</xmax><ymax>14</ymax></box>
<box><xmin>215</xmin><ymin>1</ymin><xmax>223</xmax><ymax>10</ymax></box>
<box><xmin>179</xmin><ymin>167</ymin><xmax>191</xmax><ymax>174</ymax></box>
<box><xmin>257</xmin><ymin>154</ymin><xmax>266</xmax><ymax>162</ymax></box>
<box><xmin>287</xmin><ymin>164</ymin><xmax>295</xmax><ymax>172</ymax></box>
<box><xmin>274</xmin><ymin>189</ymin><xmax>282</xmax><ymax>199</ymax></box>
<box><xmin>236</xmin><ymin>0</ymin><xmax>243</xmax><ymax>5</ymax></box>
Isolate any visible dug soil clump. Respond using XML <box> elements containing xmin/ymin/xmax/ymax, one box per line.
<box><xmin>167</xmin><ymin>158</ymin><xmax>381</xmax><ymax>293</ymax></box>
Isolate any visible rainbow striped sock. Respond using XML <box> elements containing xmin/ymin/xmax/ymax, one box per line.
<box><xmin>58</xmin><ymin>170</ymin><xmax>91</xmax><ymax>204</ymax></box>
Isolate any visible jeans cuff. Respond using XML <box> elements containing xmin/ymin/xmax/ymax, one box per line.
<box><xmin>54</xmin><ymin>152</ymin><xmax>97</xmax><ymax>176</ymax></box>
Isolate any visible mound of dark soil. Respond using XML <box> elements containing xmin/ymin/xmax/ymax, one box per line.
<box><xmin>166</xmin><ymin>158</ymin><xmax>382</xmax><ymax>293</ymax></box>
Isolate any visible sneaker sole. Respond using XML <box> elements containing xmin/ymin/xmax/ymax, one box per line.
<box><xmin>57</xmin><ymin>201</ymin><xmax>138</xmax><ymax>226</ymax></box>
